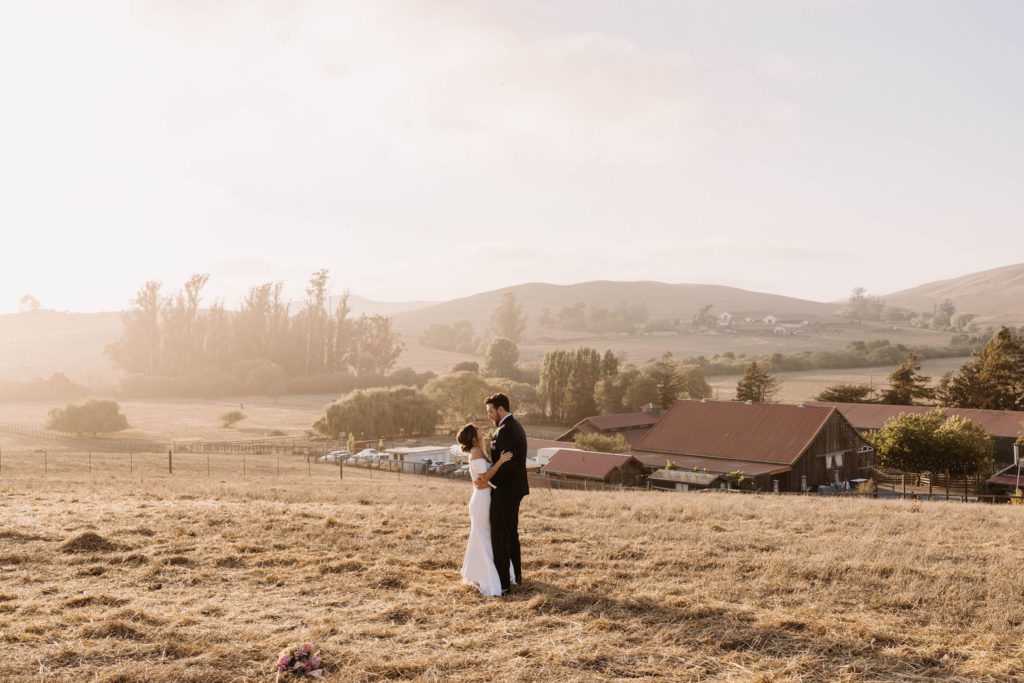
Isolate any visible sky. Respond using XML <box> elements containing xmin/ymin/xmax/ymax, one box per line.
<box><xmin>2</xmin><ymin>0</ymin><xmax>1023</xmax><ymax>314</ymax></box>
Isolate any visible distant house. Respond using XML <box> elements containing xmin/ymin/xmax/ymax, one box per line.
<box><xmin>773</xmin><ymin>326</ymin><xmax>788</xmax><ymax>335</ymax></box>
<box><xmin>540</xmin><ymin>449</ymin><xmax>649</xmax><ymax>487</ymax></box>
<box><xmin>718</xmin><ymin>312</ymin><xmax>734</xmax><ymax>325</ymax></box>
<box><xmin>809</xmin><ymin>402</ymin><xmax>1024</xmax><ymax>466</ymax></box>
<box><xmin>556</xmin><ymin>410</ymin><xmax>664</xmax><ymax>448</ymax></box>
<box><xmin>633</xmin><ymin>400</ymin><xmax>875</xmax><ymax>492</ymax></box>
<box><xmin>763</xmin><ymin>314</ymin><xmax>778</xmax><ymax>325</ymax></box>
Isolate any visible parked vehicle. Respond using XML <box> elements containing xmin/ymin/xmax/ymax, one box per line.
<box><xmin>319</xmin><ymin>450</ymin><xmax>351</xmax><ymax>462</ymax></box>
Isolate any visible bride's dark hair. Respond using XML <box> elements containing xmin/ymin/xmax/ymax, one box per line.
<box><xmin>456</xmin><ymin>423</ymin><xmax>478</xmax><ymax>453</ymax></box>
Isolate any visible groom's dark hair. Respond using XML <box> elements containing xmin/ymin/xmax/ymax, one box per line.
<box><xmin>485</xmin><ymin>393</ymin><xmax>510</xmax><ymax>412</ymax></box>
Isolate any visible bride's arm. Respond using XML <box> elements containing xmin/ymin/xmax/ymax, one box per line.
<box><xmin>474</xmin><ymin>451</ymin><xmax>513</xmax><ymax>483</ymax></box>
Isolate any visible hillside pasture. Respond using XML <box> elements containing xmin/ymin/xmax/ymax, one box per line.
<box><xmin>425</xmin><ymin>322</ymin><xmax>960</xmax><ymax>375</ymax></box>
<box><xmin>709</xmin><ymin>357</ymin><xmax>968</xmax><ymax>404</ymax></box>
<box><xmin>0</xmin><ymin>466</ymin><xmax>1022</xmax><ymax>681</ymax></box>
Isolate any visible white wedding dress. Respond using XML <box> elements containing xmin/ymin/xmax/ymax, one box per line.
<box><xmin>461</xmin><ymin>458</ymin><xmax>515</xmax><ymax>597</ymax></box>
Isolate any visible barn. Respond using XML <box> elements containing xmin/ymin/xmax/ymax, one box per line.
<box><xmin>633</xmin><ymin>400</ymin><xmax>875</xmax><ymax>492</ymax></box>
<box><xmin>540</xmin><ymin>449</ymin><xmax>649</xmax><ymax>487</ymax></box>
<box><xmin>809</xmin><ymin>401</ymin><xmax>1024</xmax><ymax>467</ymax></box>
<box><xmin>556</xmin><ymin>410</ymin><xmax>663</xmax><ymax>448</ymax></box>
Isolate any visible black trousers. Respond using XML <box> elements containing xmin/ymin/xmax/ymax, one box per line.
<box><xmin>490</xmin><ymin>495</ymin><xmax>522</xmax><ymax>591</ymax></box>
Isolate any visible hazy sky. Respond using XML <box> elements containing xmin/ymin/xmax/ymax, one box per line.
<box><xmin>3</xmin><ymin>0</ymin><xmax>1023</xmax><ymax>314</ymax></box>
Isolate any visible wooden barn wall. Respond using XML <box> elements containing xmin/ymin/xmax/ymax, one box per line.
<box><xmin>780</xmin><ymin>413</ymin><xmax>872</xmax><ymax>491</ymax></box>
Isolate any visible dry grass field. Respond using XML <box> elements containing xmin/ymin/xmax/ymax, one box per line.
<box><xmin>0</xmin><ymin>395</ymin><xmax>338</xmax><ymax>448</ymax></box>
<box><xmin>1</xmin><ymin>460</ymin><xmax>1023</xmax><ymax>681</ymax></box>
<box><xmin>708</xmin><ymin>357</ymin><xmax>968</xmax><ymax>404</ymax></box>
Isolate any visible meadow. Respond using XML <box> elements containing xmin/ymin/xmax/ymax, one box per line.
<box><xmin>1</xmin><ymin>460</ymin><xmax>1023</xmax><ymax>681</ymax></box>
<box><xmin>708</xmin><ymin>357</ymin><xmax>968</xmax><ymax>404</ymax></box>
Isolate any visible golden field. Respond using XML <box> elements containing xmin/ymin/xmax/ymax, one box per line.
<box><xmin>1</xmin><ymin>459</ymin><xmax>1023</xmax><ymax>682</ymax></box>
<box><xmin>708</xmin><ymin>357</ymin><xmax>968</xmax><ymax>404</ymax></box>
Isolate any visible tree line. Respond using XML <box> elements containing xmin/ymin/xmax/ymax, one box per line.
<box><xmin>105</xmin><ymin>271</ymin><xmax>406</xmax><ymax>390</ymax></box>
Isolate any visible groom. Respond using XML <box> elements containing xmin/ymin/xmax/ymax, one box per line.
<box><xmin>475</xmin><ymin>392</ymin><xmax>528</xmax><ymax>596</ymax></box>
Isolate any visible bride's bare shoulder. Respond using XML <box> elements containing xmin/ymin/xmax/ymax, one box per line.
<box><xmin>469</xmin><ymin>446</ymin><xmax>485</xmax><ymax>460</ymax></box>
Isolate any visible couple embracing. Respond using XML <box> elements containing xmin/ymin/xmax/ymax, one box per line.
<box><xmin>457</xmin><ymin>393</ymin><xmax>528</xmax><ymax>597</ymax></box>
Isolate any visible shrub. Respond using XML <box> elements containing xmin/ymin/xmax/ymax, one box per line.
<box><xmin>46</xmin><ymin>398</ymin><xmax>129</xmax><ymax>435</ymax></box>
<box><xmin>220</xmin><ymin>411</ymin><xmax>247</xmax><ymax>428</ymax></box>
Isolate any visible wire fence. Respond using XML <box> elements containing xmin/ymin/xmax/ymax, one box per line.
<box><xmin>0</xmin><ymin>448</ymin><xmax>477</xmax><ymax>483</ymax></box>
<box><xmin>1</xmin><ymin>444</ymin><xmax>1021</xmax><ymax>504</ymax></box>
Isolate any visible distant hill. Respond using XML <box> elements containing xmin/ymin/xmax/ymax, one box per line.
<box><xmin>390</xmin><ymin>281</ymin><xmax>839</xmax><ymax>340</ymax></box>
<box><xmin>345</xmin><ymin>295</ymin><xmax>437</xmax><ymax>317</ymax></box>
<box><xmin>882</xmin><ymin>263</ymin><xmax>1024</xmax><ymax>323</ymax></box>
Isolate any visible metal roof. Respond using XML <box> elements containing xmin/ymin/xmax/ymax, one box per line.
<box><xmin>634</xmin><ymin>399</ymin><xmax>837</xmax><ymax>465</ymax></box>
<box><xmin>540</xmin><ymin>449</ymin><xmax>647</xmax><ymax>481</ymax></box>
<box><xmin>585</xmin><ymin>412</ymin><xmax>662</xmax><ymax>430</ymax></box>
<box><xmin>556</xmin><ymin>412</ymin><xmax>662</xmax><ymax>441</ymax></box>
<box><xmin>635</xmin><ymin>452</ymin><xmax>792</xmax><ymax>477</ymax></box>
<box><xmin>987</xmin><ymin>463</ymin><xmax>1024</xmax><ymax>487</ymax></box>
<box><xmin>648</xmin><ymin>469</ymin><xmax>723</xmax><ymax>486</ymax></box>
<box><xmin>808</xmin><ymin>402</ymin><xmax>1024</xmax><ymax>438</ymax></box>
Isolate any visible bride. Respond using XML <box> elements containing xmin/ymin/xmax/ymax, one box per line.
<box><xmin>457</xmin><ymin>423</ymin><xmax>515</xmax><ymax>597</ymax></box>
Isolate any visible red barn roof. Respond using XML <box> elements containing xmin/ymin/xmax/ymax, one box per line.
<box><xmin>809</xmin><ymin>402</ymin><xmax>1024</xmax><ymax>437</ymax></box>
<box><xmin>987</xmin><ymin>463</ymin><xmax>1024</xmax><ymax>488</ymax></box>
<box><xmin>556</xmin><ymin>412</ymin><xmax>661</xmax><ymax>443</ymax></box>
<box><xmin>540</xmin><ymin>449</ymin><xmax>647</xmax><ymax>481</ymax></box>
<box><xmin>634</xmin><ymin>400</ymin><xmax>838</xmax><ymax>465</ymax></box>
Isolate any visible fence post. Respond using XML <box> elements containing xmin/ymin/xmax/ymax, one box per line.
<box><xmin>168</xmin><ymin>449</ymin><xmax>173</xmax><ymax>474</ymax></box>
<box><xmin>277</xmin><ymin>455</ymin><xmax>280</xmax><ymax>477</ymax></box>
<box><xmin>339</xmin><ymin>454</ymin><xmax>343</xmax><ymax>481</ymax></box>
<box><xmin>243</xmin><ymin>453</ymin><xmax>246</xmax><ymax>478</ymax></box>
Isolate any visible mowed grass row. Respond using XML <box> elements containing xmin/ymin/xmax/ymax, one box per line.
<box><xmin>1</xmin><ymin>468</ymin><xmax>1023</xmax><ymax>681</ymax></box>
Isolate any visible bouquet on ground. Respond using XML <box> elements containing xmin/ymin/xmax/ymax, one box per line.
<box><xmin>275</xmin><ymin>642</ymin><xmax>323</xmax><ymax>678</ymax></box>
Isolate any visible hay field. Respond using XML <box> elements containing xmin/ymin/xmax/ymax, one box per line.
<box><xmin>1</xmin><ymin>462</ymin><xmax>1023</xmax><ymax>681</ymax></box>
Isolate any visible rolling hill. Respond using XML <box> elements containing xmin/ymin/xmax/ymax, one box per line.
<box><xmin>389</xmin><ymin>281</ymin><xmax>839</xmax><ymax>340</ymax></box>
<box><xmin>882</xmin><ymin>262</ymin><xmax>1024</xmax><ymax>323</ymax></box>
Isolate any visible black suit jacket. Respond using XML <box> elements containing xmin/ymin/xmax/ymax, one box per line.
<box><xmin>489</xmin><ymin>414</ymin><xmax>529</xmax><ymax>500</ymax></box>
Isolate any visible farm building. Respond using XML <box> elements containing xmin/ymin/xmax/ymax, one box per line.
<box><xmin>633</xmin><ymin>400</ymin><xmax>875</xmax><ymax>492</ymax></box>
<box><xmin>809</xmin><ymin>402</ymin><xmax>1024</xmax><ymax>466</ymax></box>
<box><xmin>540</xmin><ymin>449</ymin><xmax>649</xmax><ymax>487</ymax></box>
<box><xmin>986</xmin><ymin>461</ymin><xmax>1024</xmax><ymax>494</ymax></box>
<box><xmin>648</xmin><ymin>468</ymin><xmax>724</xmax><ymax>491</ymax></box>
<box><xmin>386</xmin><ymin>446</ymin><xmax>452</xmax><ymax>464</ymax></box>
<box><xmin>556</xmin><ymin>410</ymin><xmax>664</xmax><ymax>448</ymax></box>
